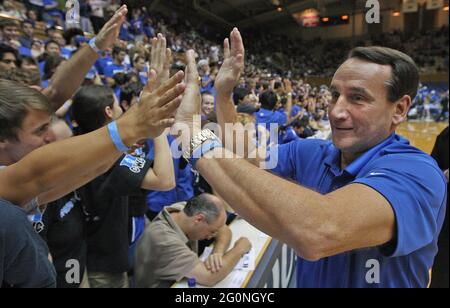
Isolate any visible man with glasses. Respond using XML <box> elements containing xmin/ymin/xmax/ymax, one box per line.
<box><xmin>136</xmin><ymin>193</ymin><xmax>252</xmax><ymax>288</ymax></box>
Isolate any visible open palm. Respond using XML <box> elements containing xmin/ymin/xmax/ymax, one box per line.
<box><xmin>215</xmin><ymin>28</ymin><xmax>245</xmax><ymax>96</ymax></box>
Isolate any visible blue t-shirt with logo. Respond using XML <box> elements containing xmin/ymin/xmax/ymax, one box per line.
<box><xmin>268</xmin><ymin>134</ymin><xmax>447</xmax><ymax>288</ymax></box>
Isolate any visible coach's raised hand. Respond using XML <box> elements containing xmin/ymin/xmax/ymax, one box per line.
<box><xmin>215</xmin><ymin>27</ymin><xmax>245</xmax><ymax>98</ymax></box>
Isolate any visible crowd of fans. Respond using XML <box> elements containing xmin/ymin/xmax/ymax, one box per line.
<box><xmin>0</xmin><ymin>0</ymin><xmax>448</xmax><ymax>288</ymax></box>
<box><xmin>1</xmin><ymin>0</ymin><xmax>447</xmax><ymax>122</ymax></box>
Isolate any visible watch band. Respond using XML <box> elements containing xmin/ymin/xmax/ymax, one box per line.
<box><xmin>183</xmin><ymin>129</ymin><xmax>223</xmax><ymax>168</ymax></box>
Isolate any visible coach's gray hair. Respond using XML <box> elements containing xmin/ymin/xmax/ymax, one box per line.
<box><xmin>348</xmin><ymin>46</ymin><xmax>420</xmax><ymax>102</ymax></box>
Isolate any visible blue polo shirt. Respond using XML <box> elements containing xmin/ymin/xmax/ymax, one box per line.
<box><xmin>269</xmin><ymin>133</ymin><xmax>447</xmax><ymax>288</ymax></box>
<box><xmin>278</xmin><ymin>105</ymin><xmax>302</xmax><ymax>118</ymax></box>
<box><xmin>95</xmin><ymin>55</ymin><xmax>113</xmax><ymax>76</ymax></box>
<box><xmin>255</xmin><ymin>108</ymin><xmax>288</xmax><ymax>145</ymax></box>
<box><xmin>255</xmin><ymin>108</ymin><xmax>287</xmax><ymax>132</ymax></box>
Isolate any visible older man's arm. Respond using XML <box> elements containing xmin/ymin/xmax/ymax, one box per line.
<box><xmin>195</xmin><ymin>151</ymin><xmax>396</xmax><ymax>262</ymax></box>
<box><xmin>42</xmin><ymin>5</ymin><xmax>128</xmax><ymax>109</ymax></box>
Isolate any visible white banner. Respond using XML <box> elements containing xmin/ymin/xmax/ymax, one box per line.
<box><xmin>426</xmin><ymin>0</ymin><xmax>443</xmax><ymax>10</ymax></box>
<box><xmin>402</xmin><ymin>0</ymin><xmax>418</xmax><ymax>13</ymax></box>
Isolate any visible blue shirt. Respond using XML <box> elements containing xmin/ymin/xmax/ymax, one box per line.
<box><xmin>280</xmin><ymin>126</ymin><xmax>300</xmax><ymax>144</ymax></box>
<box><xmin>104</xmin><ymin>63</ymin><xmax>127</xmax><ymax>78</ymax></box>
<box><xmin>18</xmin><ymin>46</ymin><xmax>32</xmax><ymax>57</ymax></box>
<box><xmin>39</xmin><ymin>60</ymin><xmax>46</xmax><ymax>77</ymax></box>
<box><xmin>269</xmin><ymin>134</ymin><xmax>447</xmax><ymax>288</ymax></box>
<box><xmin>85</xmin><ymin>66</ymin><xmax>98</xmax><ymax>80</ymax></box>
<box><xmin>138</xmin><ymin>67</ymin><xmax>148</xmax><ymax>85</ymax></box>
<box><xmin>61</xmin><ymin>47</ymin><xmax>73</xmax><ymax>60</ymax></box>
<box><xmin>278</xmin><ymin>105</ymin><xmax>302</xmax><ymax>118</ymax></box>
<box><xmin>41</xmin><ymin>79</ymin><xmax>49</xmax><ymax>89</ymax></box>
<box><xmin>95</xmin><ymin>55</ymin><xmax>113</xmax><ymax>76</ymax></box>
<box><xmin>131</xmin><ymin>17</ymin><xmax>144</xmax><ymax>35</ymax></box>
<box><xmin>255</xmin><ymin>108</ymin><xmax>288</xmax><ymax>132</ymax></box>
<box><xmin>255</xmin><ymin>108</ymin><xmax>287</xmax><ymax>144</ymax></box>
<box><xmin>0</xmin><ymin>198</ymin><xmax>56</xmax><ymax>287</ymax></box>
<box><xmin>145</xmin><ymin>136</ymin><xmax>194</xmax><ymax>213</ymax></box>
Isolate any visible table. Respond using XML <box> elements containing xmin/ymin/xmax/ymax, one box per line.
<box><xmin>172</xmin><ymin>218</ymin><xmax>297</xmax><ymax>288</ymax></box>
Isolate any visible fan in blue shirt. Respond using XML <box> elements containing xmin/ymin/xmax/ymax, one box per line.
<box><xmin>145</xmin><ymin>136</ymin><xmax>194</xmax><ymax>219</ymax></box>
<box><xmin>104</xmin><ymin>46</ymin><xmax>128</xmax><ymax>87</ymax></box>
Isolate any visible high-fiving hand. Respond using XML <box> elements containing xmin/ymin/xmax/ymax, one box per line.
<box><xmin>150</xmin><ymin>33</ymin><xmax>172</xmax><ymax>89</ymax></box>
<box><xmin>95</xmin><ymin>5</ymin><xmax>128</xmax><ymax>52</ymax></box>
<box><xmin>215</xmin><ymin>28</ymin><xmax>245</xmax><ymax>97</ymax></box>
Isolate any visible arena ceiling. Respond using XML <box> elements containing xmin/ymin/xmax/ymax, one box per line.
<box><xmin>153</xmin><ymin>0</ymin><xmax>398</xmax><ymax>30</ymax></box>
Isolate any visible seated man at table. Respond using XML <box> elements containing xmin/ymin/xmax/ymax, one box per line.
<box><xmin>136</xmin><ymin>193</ymin><xmax>252</xmax><ymax>288</ymax></box>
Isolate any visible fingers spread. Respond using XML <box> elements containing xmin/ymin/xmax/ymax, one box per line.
<box><xmin>158</xmin><ymin>95</ymin><xmax>183</xmax><ymax>118</ymax></box>
<box><xmin>157</xmin><ymin>83</ymin><xmax>185</xmax><ymax>108</ymax></box>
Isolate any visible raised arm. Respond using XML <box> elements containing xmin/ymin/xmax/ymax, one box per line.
<box><xmin>283</xmin><ymin>78</ymin><xmax>293</xmax><ymax>122</ymax></box>
<box><xmin>42</xmin><ymin>5</ymin><xmax>128</xmax><ymax>109</ymax></box>
<box><xmin>195</xmin><ymin>150</ymin><xmax>395</xmax><ymax>261</ymax></box>
<box><xmin>214</xmin><ymin>28</ymin><xmax>264</xmax><ymax>164</ymax></box>
<box><xmin>140</xmin><ymin>34</ymin><xmax>175</xmax><ymax>191</ymax></box>
<box><xmin>214</xmin><ymin>28</ymin><xmax>245</xmax><ymax>141</ymax></box>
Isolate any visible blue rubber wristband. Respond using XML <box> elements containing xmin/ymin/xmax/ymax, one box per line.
<box><xmin>107</xmin><ymin>121</ymin><xmax>130</xmax><ymax>152</ymax></box>
<box><xmin>88</xmin><ymin>37</ymin><xmax>102</xmax><ymax>55</ymax></box>
<box><xmin>189</xmin><ymin>139</ymin><xmax>223</xmax><ymax>168</ymax></box>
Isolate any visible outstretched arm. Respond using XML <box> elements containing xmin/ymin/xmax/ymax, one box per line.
<box><xmin>214</xmin><ymin>28</ymin><xmax>264</xmax><ymax>164</ymax></box>
<box><xmin>140</xmin><ymin>34</ymin><xmax>176</xmax><ymax>191</ymax></box>
<box><xmin>42</xmin><ymin>5</ymin><xmax>128</xmax><ymax>109</ymax></box>
<box><xmin>195</xmin><ymin>150</ymin><xmax>395</xmax><ymax>261</ymax></box>
<box><xmin>0</xmin><ymin>72</ymin><xmax>186</xmax><ymax>207</ymax></box>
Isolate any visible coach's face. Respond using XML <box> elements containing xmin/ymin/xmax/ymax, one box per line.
<box><xmin>328</xmin><ymin>58</ymin><xmax>409</xmax><ymax>159</ymax></box>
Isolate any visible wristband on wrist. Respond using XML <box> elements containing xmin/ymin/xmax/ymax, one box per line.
<box><xmin>107</xmin><ymin>121</ymin><xmax>130</xmax><ymax>153</ymax></box>
<box><xmin>88</xmin><ymin>37</ymin><xmax>102</xmax><ymax>55</ymax></box>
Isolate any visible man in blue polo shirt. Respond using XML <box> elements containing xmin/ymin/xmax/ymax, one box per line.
<box><xmin>255</xmin><ymin>90</ymin><xmax>287</xmax><ymax>133</ymax></box>
<box><xmin>179</xmin><ymin>28</ymin><xmax>447</xmax><ymax>288</ymax></box>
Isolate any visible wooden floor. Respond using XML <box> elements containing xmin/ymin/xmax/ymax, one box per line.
<box><xmin>397</xmin><ymin>121</ymin><xmax>448</xmax><ymax>154</ymax></box>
